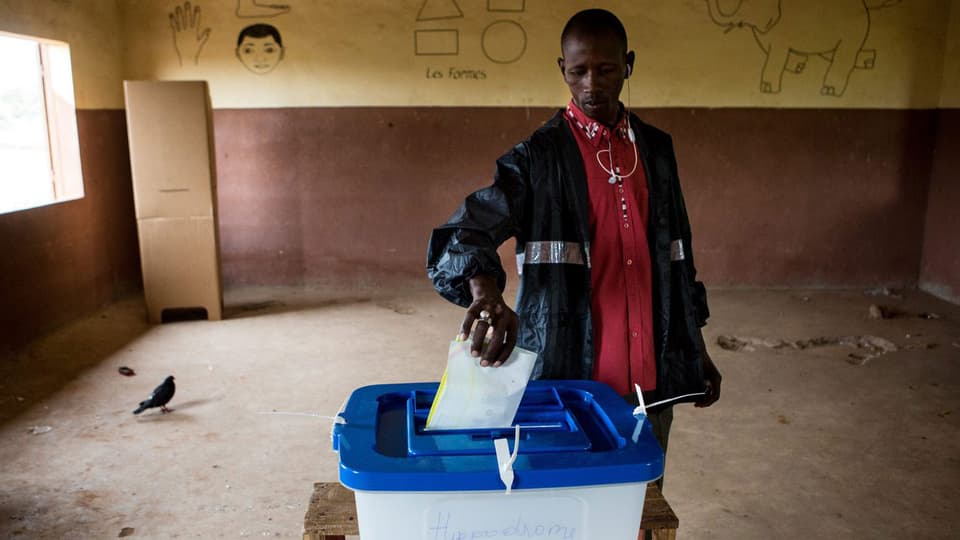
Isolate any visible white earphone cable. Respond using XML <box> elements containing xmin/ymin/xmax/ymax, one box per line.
<box><xmin>596</xmin><ymin>70</ymin><xmax>638</xmax><ymax>185</ymax></box>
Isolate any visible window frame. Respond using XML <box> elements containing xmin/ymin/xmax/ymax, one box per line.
<box><xmin>0</xmin><ymin>31</ymin><xmax>84</xmax><ymax>215</ymax></box>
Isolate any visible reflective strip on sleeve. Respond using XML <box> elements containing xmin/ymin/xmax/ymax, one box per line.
<box><xmin>671</xmin><ymin>239</ymin><xmax>685</xmax><ymax>261</ymax></box>
<box><xmin>516</xmin><ymin>241</ymin><xmax>589</xmax><ymax>276</ymax></box>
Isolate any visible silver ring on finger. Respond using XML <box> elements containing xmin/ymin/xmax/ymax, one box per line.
<box><xmin>478</xmin><ymin>310</ymin><xmax>492</xmax><ymax>324</ymax></box>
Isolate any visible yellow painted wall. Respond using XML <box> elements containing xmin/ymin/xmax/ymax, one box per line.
<box><xmin>119</xmin><ymin>0</ymin><xmax>951</xmax><ymax>109</ymax></box>
<box><xmin>0</xmin><ymin>0</ymin><xmax>954</xmax><ymax>109</ymax></box>
<box><xmin>0</xmin><ymin>0</ymin><xmax>125</xmax><ymax>109</ymax></box>
<box><xmin>939</xmin><ymin>0</ymin><xmax>960</xmax><ymax>107</ymax></box>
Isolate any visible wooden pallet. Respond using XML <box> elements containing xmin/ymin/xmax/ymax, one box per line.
<box><xmin>304</xmin><ymin>481</ymin><xmax>679</xmax><ymax>540</ymax></box>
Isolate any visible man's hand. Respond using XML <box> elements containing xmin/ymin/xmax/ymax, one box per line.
<box><xmin>461</xmin><ymin>274</ymin><xmax>519</xmax><ymax>367</ymax></box>
<box><xmin>695</xmin><ymin>346</ymin><xmax>722</xmax><ymax>408</ymax></box>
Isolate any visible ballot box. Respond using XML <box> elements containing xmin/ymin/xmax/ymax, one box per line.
<box><xmin>331</xmin><ymin>380</ymin><xmax>664</xmax><ymax>540</ymax></box>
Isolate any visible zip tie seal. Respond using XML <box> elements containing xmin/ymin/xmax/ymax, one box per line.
<box><xmin>493</xmin><ymin>424</ymin><xmax>520</xmax><ymax>494</ymax></box>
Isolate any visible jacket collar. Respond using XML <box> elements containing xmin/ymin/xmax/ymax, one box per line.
<box><xmin>564</xmin><ymin>99</ymin><xmax>631</xmax><ymax>149</ymax></box>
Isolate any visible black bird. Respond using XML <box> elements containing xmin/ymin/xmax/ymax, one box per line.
<box><xmin>132</xmin><ymin>375</ymin><xmax>176</xmax><ymax>414</ymax></box>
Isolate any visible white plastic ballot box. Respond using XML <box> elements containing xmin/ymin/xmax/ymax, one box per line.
<box><xmin>331</xmin><ymin>380</ymin><xmax>665</xmax><ymax>540</ymax></box>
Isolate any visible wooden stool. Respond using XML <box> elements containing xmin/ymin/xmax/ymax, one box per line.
<box><xmin>303</xmin><ymin>481</ymin><xmax>679</xmax><ymax>540</ymax></box>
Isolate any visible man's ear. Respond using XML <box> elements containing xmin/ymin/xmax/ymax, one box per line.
<box><xmin>625</xmin><ymin>50</ymin><xmax>636</xmax><ymax>78</ymax></box>
<box><xmin>235</xmin><ymin>48</ymin><xmax>242</xmax><ymax>61</ymax></box>
<box><xmin>280</xmin><ymin>47</ymin><xmax>285</xmax><ymax>60</ymax></box>
<box><xmin>557</xmin><ymin>57</ymin><xmax>565</xmax><ymax>76</ymax></box>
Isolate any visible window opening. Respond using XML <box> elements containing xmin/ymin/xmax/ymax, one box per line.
<box><xmin>0</xmin><ymin>32</ymin><xmax>83</xmax><ymax>214</ymax></box>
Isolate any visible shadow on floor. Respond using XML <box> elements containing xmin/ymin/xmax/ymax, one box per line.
<box><xmin>222</xmin><ymin>296</ymin><xmax>376</xmax><ymax>320</ymax></box>
<box><xmin>0</xmin><ymin>296</ymin><xmax>153</xmax><ymax>428</ymax></box>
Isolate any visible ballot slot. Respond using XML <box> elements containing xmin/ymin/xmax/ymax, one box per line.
<box><xmin>374</xmin><ymin>392</ymin><xmax>411</xmax><ymax>458</ymax></box>
<box><xmin>373</xmin><ymin>386</ymin><xmax>629</xmax><ymax>458</ymax></box>
<box><xmin>412</xmin><ymin>386</ymin><xmax>628</xmax><ymax>457</ymax></box>
<box><xmin>416</xmin><ymin>385</ymin><xmax>568</xmax><ymax>435</ymax></box>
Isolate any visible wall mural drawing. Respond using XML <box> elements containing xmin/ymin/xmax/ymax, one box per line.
<box><xmin>415</xmin><ymin>29</ymin><xmax>460</xmax><ymax>56</ymax></box>
<box><xmin>705</xmin><ymin>0</ymin><xmax>902</xmax><ymax>97</ymax></box>
<box><xmin>487</xmin><ymin>0</ymin><xmax>525</xmax><ymax>12</ymax></box>
<box><xmin>482</xmin><ymin>0</ymin><xmax>526</xmax><ymax>64</ymax></box>
<box><xmin>414</xmin><ymin>0</ymin><xmax>526</xmax><ymax>65</ymax></box>
<box><xmin>236</xmin><ymin>0</ymin><xmax>290</xmax><ymax>18</ymax></box>
<box><xmin>482</xmin><ymin>20</ymin><xmax>526</xmax><ymax>64</ymax></box>
<box><xmin>415</xmin><ymin>0</ymin><xmax>462</xmax><ymax>55</ymax></box>
<box><xmin>236</xmin><ymin>24</ymin><xmax>285</xmax><ymax>74</ymax></box>
<box><xmin>417</xmin><ymin>0</ymin><xmax>464</xmax><ymax>21</ymax></box>
<box><xmin>169</xmin><ymin>1</ymin><xmax>211</xmax><ymax>67</ymax></box>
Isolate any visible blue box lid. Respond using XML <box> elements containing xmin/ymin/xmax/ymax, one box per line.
<box><xmin>333</xmin><ymin>380</ymin><xmax>664</xmax><ymax>491</ymax></box>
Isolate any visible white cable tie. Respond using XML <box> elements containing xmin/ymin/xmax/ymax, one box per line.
<box><xmin>632</xmin><ymin>383</ymin><xmax>647</xmax><ymax>417</ymax></box>
<box><xmin>493</xmin><ymin>425</ymin><xmax>520</xmax><ymax>494</ymax></box>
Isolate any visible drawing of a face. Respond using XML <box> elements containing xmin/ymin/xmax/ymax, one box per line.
<box><xmin>236</xmin><ymin>24</ymin><xmax>284</xmax><ymax>74</ymax></box>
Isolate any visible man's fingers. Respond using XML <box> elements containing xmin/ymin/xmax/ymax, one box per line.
<box><xmin>695</xmin><ymin>379</ymin><xmax>721</xmax><ymax>408</ymax></box>
<box><xmin>470</xmin><ymin>320</ymin><xmax>490</xmax><ymax>362</ymax></box>
<box><xmin>459</xmin><ymin>310</ymin><xmax>477</xmax><ymax>340</ymax></box>
<box><xmin>707</xmin><ymin>375</ymin><xmax>722</xmax><ymax>405</ymax></box>
<box><xmin>460</xmin><ymin>293</ymin><xmax>518</xmax><ymax>367</ymax></box>
<box><xmin>490</xmin><ymin>315</ymin><xmax>518</xmax><ymax>366</ymax></box>
<box><xmin>493</xmin><ymin>319</ymin><xmax>518</xmax><ymax>366</ymax></box>
<box><xmin>483</xmin><ymin>324</ymin><xmax>506</xmax><ymax>365</ymax></box>
<box><xmin>711</xmin><ymin>378</ymin><xmax>722</xmax><ymax>404</ymax></box>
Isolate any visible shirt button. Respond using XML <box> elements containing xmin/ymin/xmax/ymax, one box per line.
<box><xmin>624</xmin><ymin>223</ymin><xmax>630</xmax><ymax>228</ymax></box>
<box><xmin>626</xmin><ymin>259</ymin><xmax>633</xmax><ymax>265</ymax></box>
<box><xmin>632</xmin><ymin>331</ymin><xmax>639</xmax><ymax>338</ymax></box>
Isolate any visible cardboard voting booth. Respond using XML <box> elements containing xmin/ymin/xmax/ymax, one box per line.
<box><xmin>123</xmin><ymin>80</ymin><xmax>222</xmax><ymax>323</ymax></box>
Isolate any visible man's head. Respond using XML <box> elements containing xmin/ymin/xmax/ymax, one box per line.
<box><xmin>558</xmin><ymin>9</ymin><xmax>634</xmax><ymax>126</ymax></box>
<box><xmin>236</xmin><ymin>24</ymin><xmax>284</xmax><ymax>74</ymax></box>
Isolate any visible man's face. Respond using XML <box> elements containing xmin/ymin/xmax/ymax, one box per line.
<box><xmin>236</xmin><ymin>35</ymin><xmax>284</xmax><ymax>74</ymax></box>
<box><xmin>558</xmin><ymin>31</ymin><xmax>632</xmax><ymax>126</ymax></box>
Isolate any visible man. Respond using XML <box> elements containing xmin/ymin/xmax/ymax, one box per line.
<box><xmin>426</xmin><ymin>9</ymin><xmax>721</xmax><ymax>460</ymax></box>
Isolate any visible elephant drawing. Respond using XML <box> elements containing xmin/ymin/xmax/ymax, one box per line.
<box><xmin>705</xmin><ymin>0</ymin><xmax>901</xmax><ymax>96</ymax></box>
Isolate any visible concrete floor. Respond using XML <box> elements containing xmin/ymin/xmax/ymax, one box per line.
<box><xmin>0</xmin><ymin>286</ymin><xmax>958</xmax><ymax>539</ymax></box>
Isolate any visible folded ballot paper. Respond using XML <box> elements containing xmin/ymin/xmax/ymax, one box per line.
<box><xmin>425</xmin><ymin>339</ymin><xmax>537</xmax><ymax>430</ymax></box>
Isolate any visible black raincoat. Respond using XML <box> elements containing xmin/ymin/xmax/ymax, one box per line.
<box><xmin>427</xmin><ymin>110</ymin><xmax>710</xmax><ymax>406</ymax></box>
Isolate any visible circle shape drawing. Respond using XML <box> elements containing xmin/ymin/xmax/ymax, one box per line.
<box><xmin>482</xmin><ymin>20</ymin><xmax>526</xmax><ymax>64</ymax></box>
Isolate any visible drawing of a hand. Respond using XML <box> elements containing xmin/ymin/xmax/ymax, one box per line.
<box><xmin>236</xmin><ymin>0</ymin><xmax>291</xmax><ymax>18</ymax></box>
<box><xmin>169</xmin><ymin>1</ymin><xmax>211</xmax><ymax>66</ymax></box>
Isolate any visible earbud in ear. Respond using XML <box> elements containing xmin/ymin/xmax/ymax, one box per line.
<box><xmin>625</xmin><ymin>65</ymin><xmax>632</xmax><ymax>78</ymax></box>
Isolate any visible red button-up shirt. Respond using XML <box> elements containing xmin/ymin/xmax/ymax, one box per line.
<box><xmin>564</xmin><ymin>100</ymin><xmax>656</xmax><ymax>394</ymax></box>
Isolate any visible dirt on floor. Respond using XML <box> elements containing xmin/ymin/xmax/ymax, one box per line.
<box><xmin>0</xmin><ymin>286</ymin><xmax>958</xmax><ymax>539</ymax></box>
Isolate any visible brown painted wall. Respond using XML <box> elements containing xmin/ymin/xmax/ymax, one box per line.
<box><xmin>213</xmin><ymin>107</ymin><xmax>545</xmax><ymax>288</ymax></box>
<box><xmin>920</xmin><ymin>109</ymin><xmax>960</xmax><ymax>303</ymax></box>
<box><xmin>0</xmin><ymin>105</ymin><xmax>947</xmax><ymax>352</ymax></box>
<box><xmin>643</xmin><ymin>108</ymin><xmax>936</xmax><ymax>287</ymax></box>
<box><xmin>1</xmin><ymin>105</ymin><xmax>941</xmax><ymax>353</ymax></box>
<box><xmin>0</xmin><ymin>110</ymin><xmax>141</xmax><ymax>352</ymax></box>
<box><xmin>214</xmin><ymin>107</ymin><xmax>936</xmax><ymax>290</ymax></box>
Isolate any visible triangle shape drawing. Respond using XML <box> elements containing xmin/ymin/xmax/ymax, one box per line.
<box><xmin>417</xmin><ymin>0</ymin><xmax>464</xmax><ymax>21</ymax></box>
